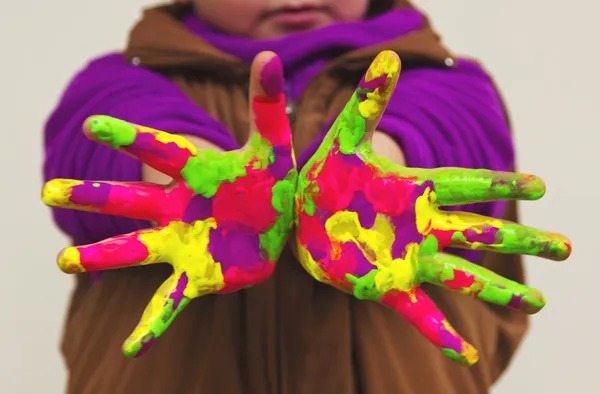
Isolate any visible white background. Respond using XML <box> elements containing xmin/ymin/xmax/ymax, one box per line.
<box><xmin>0</xmin><ymin>1</ymin><xmax>597</xmax><ymax>393</ymax></box>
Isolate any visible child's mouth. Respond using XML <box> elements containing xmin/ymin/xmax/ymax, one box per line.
<box><xmin>268</xmin><ymin>5</ymin><xmax>328</xmax><ymax>29</ymax></box>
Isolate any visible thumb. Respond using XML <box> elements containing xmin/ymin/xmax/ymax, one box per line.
<box><xmin>333</xmin><ymin>50</ymin><xmax>401</xmax><ymax>155</ymax></box>
<box><xmin>245</xmin><ymin>51</ymin><xmax>292</xmax><ymax>150</ymax></box>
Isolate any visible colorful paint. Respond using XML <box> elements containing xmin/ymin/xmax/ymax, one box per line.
<box><xmin>295</xmin><ymin>50</ymin><xmax>572</xmax><ymax>366</ymax></box>
<box><xmin>42</xmin><ymin>53</ymin><xmax>297</xmax><ymax>358</ymax></box>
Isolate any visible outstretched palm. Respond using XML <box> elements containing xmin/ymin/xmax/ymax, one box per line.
<box><xmin>295</xmin><ymin>50</ymin><xmax>571</xmax><ymax>366</ymax></box>
<box><xmin>43</xmin><ymin>52</ymin><xmax>296</xmax><ymax>358</ymax></box>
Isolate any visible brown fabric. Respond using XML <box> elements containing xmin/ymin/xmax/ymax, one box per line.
<box><xmin>61</xmin><ymin>2</ymin><xmax>528</xmax><ymax>393</ymax></box>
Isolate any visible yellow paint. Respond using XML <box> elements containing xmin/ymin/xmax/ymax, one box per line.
<box><xmin>414</xmin><ymin>187</ymin><xmax>503</xmax><ymax>235</ymax></box>
<box><xmin>139</xmin><ymin>125</ymin><xmax>198</xmax><ymax>155</ymax></box>
<box><xmin>140</xmin><ymin>219</ymin><xmax>225</xmax><ymax>298</ymax></box>
<box><xmin>358</xmin><ymin>51</ymin><xmax>400</xmax><ymax>120</ymax></box>
<box><xmin>296</xmin><ymin>240</ymin><xmax>331</xmax><ymax>285</ymax></box>
<box><xmin>324</xmin><ymin>211</ymin><xmax>417</xmax><ymax>292</ymax></box>
<box><xmin>124</xmin><ymin>273</ymin><xmax>186</xmax><ymax>355</ymax></box>
<box><xmin>42</xmin><ymin>179</ymin><xmax>86</xmax><ymax>210</ymax></box>
<box><xmin>57</xmin><ymin>247</ymin><xmax>84</xmax><ymax>273</ymax></box>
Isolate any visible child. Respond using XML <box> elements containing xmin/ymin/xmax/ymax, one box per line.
<box><xmin>44</xmin><ymin>1</ymin><xmax>528</xmax><ymax>393</ymax></box>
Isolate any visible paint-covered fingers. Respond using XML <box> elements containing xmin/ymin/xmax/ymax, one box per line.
<box><xmin>122</xmin><ymin>273</ymin><xmax>192</xmax><ymax>358</ymax></box>
<box><xmin>56</xmin><ymin>227</ymin><xmax>171</xmax><ymax>273</ymax></box>
<box><xmin>421</xmin><ymin>167</ymin><xmax>546</xmax><ymax>205</ymax></box>
<box><xmin>83</xmin><ymin>115</ymin><xmax>197</xmax><ymax>180</ymax></box>
<box><xmin>431</xmin><ymin>210</ymin><xmax>572</xmax><ymax>261</ymax></box>
<box><xmin>381</xmin><ymin>287</ymin><xmax>479</xmax><ymax>366</ymax></box>
<box><xmin>42</xmin><ymin>179</ymin><xmax>190</xmax><ymax>224</ymax></box>
<box><xmin>418</xmin><ymin>250</ymin><xmax>546</xmax><ymax>314</ymax></box>
<box><xmin>247</xmin><ymin>51</ymin><xmax>293</xmax><ymax>150</ymax></box>
<box><xmin>331</xmin><ymin>50</ymin><xmax>401</xmax><ymax>155</ymax></box>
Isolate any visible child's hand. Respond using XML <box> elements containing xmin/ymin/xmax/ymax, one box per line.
<box><xmin>42</xmin><ymin>51</ymin><xmax>296</xmax><ymax>358</ymax></box>
<box><xmin>295</xmin><ymin>50</ymin><xmax>571</xmax><ymax>366</ymax></box>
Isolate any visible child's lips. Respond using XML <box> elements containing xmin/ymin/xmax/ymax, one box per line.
<box><xmin>267</xmin><ymin>6</ymin><xmax>327</xmax><ymax>28</ymax></box>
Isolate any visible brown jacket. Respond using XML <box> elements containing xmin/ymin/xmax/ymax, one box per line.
<box><xmin>61</xmin><ymin>2</ymin><xmax>528</xmax><ymax>393</ymax></box>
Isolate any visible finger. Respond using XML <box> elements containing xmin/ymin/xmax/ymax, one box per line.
<box><xmin>417</xmin><ymin>243</ymin><xmax>545</xmax><ymax>314</ymax></box>
<box><xmin>83</xmin><ymin>115</ymin><xmax>197</xmax><ymax>179</ymax></box>
<box><xmin>412</xmin><ymin>167</ymin><xmax>546</xmax><ymax>205</ymax></box>
<box><xmin>423</xmin><ymin>204</ymin><xmax>572</xmax><ymax>261</ymax></box>
<box><xmin>56</xmin><ymin>227</ymin><xmax>172</xmax><ymax>273</ymax></box>
<box><xmin>381</xmin><ymin>287</ymin><xmax>479</xmax><ymax>366</ymax></box>
<box><xmin>247</xmin><ymin>51</ymin><xmax>293</xmax><ymax>155</ymax></box>
<box><xmin>122</xmin><ymin>272</ymin><xmax>192</xmax><ymax>358</ymax></box>
<box><xmin>326</xmin><ymin>50</ymin><xmax>401</xmax><ymax>155</ymax></box>
<box><xmin>42</xmin><ymin>179</ymin><xmax>190</xmax><ymax>224</ymax></box>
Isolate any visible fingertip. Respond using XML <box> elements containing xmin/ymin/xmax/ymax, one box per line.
<box><xmin>122</xmin><ymin>331</ymin><xmax>156</xmax><ymax>359</ymax></box>
<box><xmin>83</xmin><ymin>115</ymin><xmax>137</xmax><ymax>148</ymax></box>
<box><xmin>252</xmin><ymin>51</ymin><xmax>284</xmax><ymax>97</ymax></box>
<box><xmin>442</xmin><ymin>344</ymin><xmax>479</xmax><ymax>367</ymax></box>
<box><xmin>356</xmin><ymin>50</ymin><xmax>401</xmax><ymax>120</ymax></box>
<box><xmin>522</xmin><ymin>290</ymin><xmax>547</xmax><ymax>314</ymax></box>
<box><xmin>554</xmin><ymin>237</ymin><xmax>573</xmax><ymax>261</ymax></box>
<box><xmin>42</xmin><ymin>179</ymin><xmax>80</xmax><ymax>207</ymax></box>
<box><xmin>57</xmin><ymin>247</ymin><xmax>85</xmax><ymax>274</ymax></box>
<box><xmin>82</xmin><ymin>115</ymin><xmax>108</xmax><ymax>139</ymax></box>
<box><xmin>521</xmin><ymin>174</ymin><xmax>546</xmax><ymax>200</ymax></box>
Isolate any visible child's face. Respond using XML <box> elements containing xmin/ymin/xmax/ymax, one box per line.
<box><xmin>193</xmin><ymin>0</ymin><xmax>370</xmax><ymax>39</ymax></box>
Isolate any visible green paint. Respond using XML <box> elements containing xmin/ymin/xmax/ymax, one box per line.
<box><xmin>418</xmin><ymin>251</ymin><xmax>546</xmax><ymax>311</ymax></box>
<box><xmin>122</xmin><ymin>296</ymin><xmax>190</xmax><ymax>358</ymax></box>
<box><xmin>442</xmin><ymin>348</ymin><xmax>467</xmax><ymax>365</ymax></box>
<box><xmin>419</xmin><ymin>234</ymin><xmax>439</xmax><ymax>256</ymax></box>
<box><xmin>413</xmin><ymin>168</ymin><xmax>546</xmax><ymax>206</ymax></box>
<box><xmin>181</xmin><ymin>134</ymin><xmax>271</xmax><ymax>198</ymax></box>
<box><xmin>88</xmin><ymin>115</ymin><xmax>136</xmax><ymax>149</ymax></box>
<box><xmin>297</xmin><ymin>92</ymin><xmax>370</xmax><ymax>216</ymax></box>
<box><xmin>451</xmin><ymin>232</ymin><xmax>468</xmax><ymax>244</ymax></box>
<box><xmin>492</xmin><ymin>222</ymin><xmax>570</xmax><ymax>260</ymax></box>
<box><xmin>346</xmin><ymin>270</ymin><xmax>385</xmax><ymax>302</ymax></box>
<box><xmin>337</xmin><ymin>94</ymin><xmax>367</xmax><ymax>155</ymax></box>
<box><xmin>259</xmin><ymin>169</ymin><xmax>298</xmax><ymax>262</ymax></box>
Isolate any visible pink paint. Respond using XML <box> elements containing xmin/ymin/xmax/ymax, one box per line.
<box><xmin>212</xmin><ymin>168</ymin><xmax>278</xmax><ymax>232</ymax></box>
<box><xmin>252</xmin><ymin>95</ymin><xmax>291</xmax><ymax>147</ymax></box>
<box><xmin>78</xmin><ymin>235</ymin><xmax>151</xmax><ymax>271</ymax></box>
<box><xmin>443</xmin><ymin>270</ymin><xmax>476</xmax><ymax>290</ymax></box>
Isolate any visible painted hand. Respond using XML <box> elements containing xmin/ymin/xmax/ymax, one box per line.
<box><xmin>42</xmin><ymin>52</ymin><xmax>296</xmax><ymax>358</ymax></box>
<box><xmin>295</xmin><ymin>50</ymin><xmax>571</xmax><ymax>366</ymax></box>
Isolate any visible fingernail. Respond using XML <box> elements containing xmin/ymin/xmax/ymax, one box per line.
<box><xmin>357</xmin><ymin>50</ymin><xmax>400</xmax><ymax>120</ymax></box>
<box><xmin>57</xmin><ymin>247</ymin><xmax>85</xmax><ymax>273</ymax></box>
<box><xmin>260</xmin><ymin>55</ymin><xmax>284</xmax><ymax>97</ymax></box>
<box><xmin>88</xmin><ymin>116</ymin><xmax>136</xmax><ymax>148</ymax></box>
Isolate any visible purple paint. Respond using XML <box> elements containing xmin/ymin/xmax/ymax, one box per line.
<box><xmin>347</xmin><ymin>192</ymin><xmax>376</xmax><ymax>228</ymax></box>
<box><xmin>269</xmin><ymin>145</ymin><xmax>294</xmax><ymax>179</ymax></box>
<box><xmin>134</xmin><ymin>336</ymin><xmax>156</xmax><ymax>358</ymax></box>
<box><xmin>340</xmin><ymin>150</ymin><xmax>364</xmax><ymax>167</ymax></box>
<box><xmin>388</xmin><ymin>183</ymin><xmax>427</xmax><ymax>259</ymax></box>
<box><xmin>125</xmin><ymin>132</ymin><xmax>182</xmax><ymax>161</ymax></box>
<box><xmin>303</xmin><ymin>208</ymin><xmax>333</xmax><ymax>261</ymax></box>
<box><xmin>346</xmin><ymin>243</ymin><xmax>376</xmax><ymax>277</ymax></box>
<box><xmin>357</xmin><ymin>74</ymin><xmax>388</xmax><ymax>100</ymax></box>
<box><xmin>208</xmin><ymin>227</ymin><xmax>261</xmax><ymax>269</ymax></box>
<box><xmin>508</xmin><ymin>294</ymin><xmax>523</xmax><ymax>310</ymax></box>
<box><xmin>182</xmin><ymin>194</ymin><xmax>213</xmax><ymax>223</ymax></box>
<box><xmin>464</xmin><ymin>225</ymin><xmax>499</xmax><ymax>245</ymax></box>
<box><xmin>439</xmin><ymin>327</ymin><xmax>464</xmax><ymax>354</ymax></box>
<box><xmin>169</xmin><ymin>272</ymin><xmax>189</xmax><ymax>310</ymax></box>
<box><xmin>70</xmin><ymin>181</ymin><xmax>111</xmax><ymax>208</ymax></box>
<box><xmin>260</xmin><ymin>56</ymin><xmax>284</xmax><ymax>97</ymax></box>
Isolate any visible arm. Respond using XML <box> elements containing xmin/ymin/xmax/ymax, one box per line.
<box><xmin>44</xmin><ymin>54</ymin><xmax>237</xmax><ymax>245</ymax></box>
<box><xmin>372</xmin><ymin>59</ymin><xmax>526</xmax><ymax>379</ymax></box>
